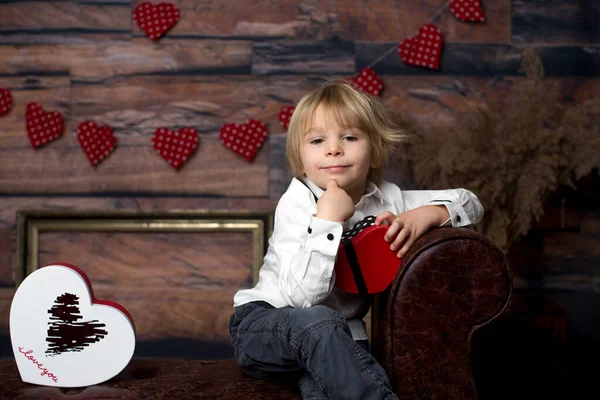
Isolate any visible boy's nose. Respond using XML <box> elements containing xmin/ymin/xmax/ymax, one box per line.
<box><xmin>326</xmin><ymin>143</ymin><xmax>342</xmax><ymax>156</ymax></box>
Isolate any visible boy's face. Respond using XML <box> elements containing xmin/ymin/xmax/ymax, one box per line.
<box><xmin>300</xmin><ymin>105</ymin><xmax>373</xmax><ymax>203</ymax></box>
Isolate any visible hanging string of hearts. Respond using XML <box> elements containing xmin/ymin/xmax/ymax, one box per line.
<box><xmin>279</xmin><ymin>0</ymin><xmax>486</xmax><ymax>130</ymax></box>
<box><xmin>2</xmin><ymin>1</ymin><xmax>488</xmax><ymax>170</ymax></box>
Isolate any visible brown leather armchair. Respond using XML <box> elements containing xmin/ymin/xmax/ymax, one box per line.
<box><xmin>0</xmin><ymin>227</ymin><xmax>511</xmax><ymax>400</ymax></box>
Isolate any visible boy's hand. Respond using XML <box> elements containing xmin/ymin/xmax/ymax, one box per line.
<box><xmin>316</xmin><ymin>180</ymin><xmax>354</xmax><ymax>222</ymax></box>
<box><xmin>375</xmin><ymin>205</ymin><xmax>449</xmax><ymax>258</ymax></box>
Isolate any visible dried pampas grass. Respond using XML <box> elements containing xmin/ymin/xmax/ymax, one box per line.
<box><xmin>396</xmin><ymin>49</ymin><xmax>600</xmax><ymax>252</ymax></box>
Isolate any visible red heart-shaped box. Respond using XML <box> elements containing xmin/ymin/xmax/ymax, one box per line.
<box><xmin>219</xmin><ymin>119</ymin><xmax>267</xmax><ymax>162</ymax></box>
<box><xmin>334</xmin><ymin>225</ymin><xmax>402</xmax><ymax>294</ymax></box>
<box><xmin>133</xmin><ymin>2</ymin><xmax>180</xmax><ymax>41</ymax></box>
<box><xmin>26</xmin><ymin>102</ymin><xmax>64</xmax><ymax>148</ymax></box>
<box><xmin>398</xmin><ymin>24</ymin><xmax>443</xmax><ymax>70</ymax></box>
<box><xmin>77</xmin><ymin>120</ymin><xmax>117</xmax><ymax>166</ymax></box>
<box><xmin>9</xmin><ymin>263</ymin><xmax>135</xmax><ymax>387</ymax></box>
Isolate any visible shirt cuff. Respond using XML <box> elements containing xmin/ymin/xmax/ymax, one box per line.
<box><xmin>429</xmin><ymin>202</ymin><xmax>468</xmax><ymax>227</ymax></box>
<box><xmin>306</xmin><ymin>216</ymin><xmax>343</xmax><ymax>256</ymax></box>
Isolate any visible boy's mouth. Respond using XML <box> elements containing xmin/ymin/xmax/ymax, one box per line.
<box><xmin>322</xmin><ymin>165</ymin><xmax>349</xmax><ymax>172</ymax></box>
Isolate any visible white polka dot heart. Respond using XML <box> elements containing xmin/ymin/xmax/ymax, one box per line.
<box><xmin>25</xmin><ymin>102</ymin><xmax>64</xmax><ymax>149</ymax></box>
<box><xmin>0</xmin><ymin>88</ymin><xmax>13</xmax><ymax>116</ymax></box>
<box><xmin>133</xmin><ymin>1</ymin><xmax>180</xmax><ymax>41</ymax></box>
<box><xmin>76</xmin><ymin>121</ymin><xmax>117</xmax><ymax>166</ymax></box>
<box><xmin>9</xmin><ymin>263</ymin><xmax>135</xmax><ymax>387</ymax></box>
<box><xmin>219</xmin><ymin>119</ymin><xmax>268</xmax><ymax>162</ymax></box>
<box><xmin>397</xmin><ymin>24</ymin><xmax>443</xmax><ymax>71</ymax></box>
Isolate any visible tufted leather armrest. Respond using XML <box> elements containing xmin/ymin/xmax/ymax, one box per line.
<box><xmin>371</xmin><ymin>227</ymin><xmax>512</xmax><ymax>399</ymax></box>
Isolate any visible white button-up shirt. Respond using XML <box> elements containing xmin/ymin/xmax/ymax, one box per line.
<box><xmin>233</xmin><ymin>177</ymin><xmax>484</xmax><ymax>340</ymax></box>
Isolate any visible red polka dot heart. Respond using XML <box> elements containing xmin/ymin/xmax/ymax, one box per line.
<box><xmin>350</xmin><ymin>67</ymin><xmax>383</xmax><ymax>97</ymax></box>
<box><xmin>450</xmin><ymin>0</ymin><xmax>485</xmax><ymax>22</ymax></box>
<box><xmin>279</xmin><ymin>106</ymin><xmax>295</xmax><ymax>131</ymax></box>
<box><xmin>0</xmin><ymin>88</ymin><xmax>13</xmax><ymax>116</ymax></box>
<box><xmin>398</xmin><ymin>24</ymin><xmax>443</xmax><ymax>70</ymax></box>
<box><xmin>152</xmin><ymin>127</ymin><xmax>199</xmax><ymax>170</ymax></box>
<box><xmin>77</xmin><ymin>121</ymin><xmax>117</xmax><ymax>166</ymax></box>
<box><xmin>219</xmin><ymin>119</ymin><xmax>268</xmax><ymax>162</ymax></box>
<box><xmin>133</xmin><ymin>2</ymin><xmax>180</xmax><ymax>41</ymax></box>
<box><xmin>25</xmin><ymin>103</ymin><xmax>64</xmax><ymax>149</ymax></box>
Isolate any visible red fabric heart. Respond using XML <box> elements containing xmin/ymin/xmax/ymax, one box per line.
<box><xmin>219</xmin><ymin>119</ymin><xmax>267</xmax><ymax>162</ymax></box>
<box><xmin>350</xmin><ymin>67</ymin><xmax>383</xmax><ymax>96</ymax></box>
<box><xmin>0</xmin><ymin>88</ymin><xmax>13</xmax><ymax>116</ymax></box>
<box><xmin>77</xmin><ymin>121</ymin><xmax>117</xmax><ymax>166</ymax></box>
<box><xmin>25</xmin><ymin>102</ymin><xmax>64</xmax><ymax>149</ymax></box>
<box><xmin>133</xmin><ymin>2</ymin><xmax>180</xmax><ymax>41</ymax></box>
<box><xmin>398</xmin><ymin>24</ymin><xmax>443</xmax><ymax>70</ymax></box>
<box><xmin>152</xmin><ymin>127</ymin><xmax>199</xmax><ymax>170</ymax></box>
<box><xmin>450</xmin><ymin>0</ymin><xmax>485</xmax><ymax>22</ymax></box>
<box><xmin>279</xmin><ymin>106</ymin><xmax>295</xmax><ymax>131</ymax></box>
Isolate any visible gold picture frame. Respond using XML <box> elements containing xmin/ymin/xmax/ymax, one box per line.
<box><xmin>16</xmin><ymin>210</ymin><xmax>272</xmax><ymax>287</ymax></box>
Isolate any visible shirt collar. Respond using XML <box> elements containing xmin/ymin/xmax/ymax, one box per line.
<box><xmin>302</xmin><ymin>178</ymin><xmax>385</xmax><ymax>204</ymax></box>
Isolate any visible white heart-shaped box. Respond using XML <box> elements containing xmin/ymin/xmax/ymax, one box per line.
<box><xmin>10</xmin><ymin>263</ymin><xmax>136</xmax><ymax>387</ymax></box>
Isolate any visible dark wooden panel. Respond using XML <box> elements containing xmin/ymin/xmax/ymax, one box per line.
<box><xmin>0</xmin><ymin>40</ymin><xmax>252</xmax><ymax>81</ymax></box>
<box><xmin>582</xmin><ymin>212</ymin><xmax>599</xmax><ymax>235</ymax></box>
<box><xmin>269</xmin><ymin>134</ymin><xmax>293</xmax><ymax>200</ymax></box>
<box><xmin>538</xmin><ymin>232</ymin><xmax>600</xmax><ymax>292</ymax></box>
<box><xmin>0</xmin><ymin>228</ymin><xmax>12</xmax><ymax>287</ymax></box>
<box><xmin>337</xmin><ymin>0</ymin><xmax>510</xmax><ymax>43</ymax></box>
<box><xmin>69</xmin><ymin>75</ymin><xmax>295</xmax><ymax>135</ymax></box>
<box><xmin>438</xmin><ymin>0</ymin><xmax>511</xmax><ymax>43</ymax></box>
<box><xmin>252</xmin><ymin>41</ymin><xmax>355</xmax><ymax>75</ymax></box>
<box><xmin>512</xmin><ymin>0</ymin><xmax>600</xmax><ymax>44</ymax></box>
<box><xmin>0</xmin><ymin>0</ymin><xmax>131</xmax><ymax>44</ymax></box>
<box><xmin>0</xmin><ymin>288</ymin><xmax>13</xmax><ymax>331</ymax></box>
<box><xmin>131</xmin><ymin>0</ymin><xmax>334</xmax><ymax>39</ymax></box>
<box><xmin>0</xmin><ymin>136</ymin><xmax>269</xmax><ymax>195</ymax></box>
<box><xmin>356</xmin><ymin>43</ymin><xmax>600</xmax><ymax>76</ymax></box>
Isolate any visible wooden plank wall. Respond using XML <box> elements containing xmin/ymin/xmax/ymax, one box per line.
<box><xmin>0</xmin><ymin>0</ymin><xmax>598</xmax><ymax>359</ymax></box>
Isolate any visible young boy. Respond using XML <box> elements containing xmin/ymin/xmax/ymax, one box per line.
<box><xmin>229</xmin><ymin>81</ymin><xmax>484</xmax><ymax>399</ymax></box>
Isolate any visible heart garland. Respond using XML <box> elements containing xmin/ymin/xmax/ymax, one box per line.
<box><xmin>219</xmin><ymin>119</ymin><xmax>267</xmax><ymax>162</ymax></box>
<box><xmin>398</xmin><ymin>24</ymin><xmax>443</xmax><ymax>71</ymax></box>
<box><xmin>450</xmin><ymin>0</ymin><xmax>485</xmax><ymax>22</ymax></box>
<box><xmin>25</xmin><ymin>103</ymin><xmax>64</xmax><ymax>149</ymax></box>
<box><xmin>152</xmin><ymin>127</ymin><xmax>199</xmax><ymax>170</ymax></box>
<box><xmin>77</xmin><ymin>121</ymin><xmax>117</xmax><ymax>166</ymax></box>
<box><xmin>0</xmin><ymin>88</ymin><xmax>13</xmax><ymax>116</ymax></box>
<box><xmin>133</xmin><ymin>2</ymin><xmax>180</xmax><ymax>41</ymax></box>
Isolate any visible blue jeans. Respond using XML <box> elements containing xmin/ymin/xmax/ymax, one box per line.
<box><xmin>229</xmin><ymin>301</ymin><xmax>398</xmax><ymax>400</ymax></box>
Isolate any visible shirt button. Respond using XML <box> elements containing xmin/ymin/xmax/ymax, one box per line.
<box><xmin>456</xmin><ymin>215</ymin><xmax>461</xmax><ymax>222</ymax></box>
<box><xmin>327</xmin><ymin>233</ymin><xmax>334</xmax><ymax>241</ymax></box>
<box><xmin>308</xmin><ymin>227</ymin><xmax>312</xmax><ymax>234</ymax></box>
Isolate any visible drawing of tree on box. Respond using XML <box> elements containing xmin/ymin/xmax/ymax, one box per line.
<box><xmin>46</xmin><ymin>293</ymin><xmax>108</xmax><ymax>356</ymax></box>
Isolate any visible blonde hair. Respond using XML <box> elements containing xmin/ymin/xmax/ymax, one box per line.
<box><xmin>286</xmin><ymin>81</ymin><xmax>407</xmax><ymax>185</ymax></box>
